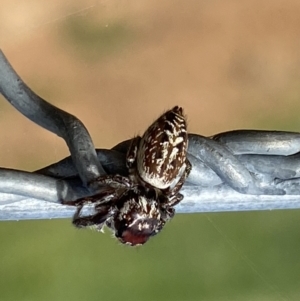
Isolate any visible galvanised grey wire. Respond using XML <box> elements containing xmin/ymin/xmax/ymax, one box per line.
<box><xmin>2</xmin><ymin>134</ymin><xmax>300</xmax><ymax>220</ymax></box>
<box><xmin>37</xmin><ymin>134</ymin><xmax>300</xmax><ymax>195</ymax></box>
<box><xmin>0</xmin><ymin>50</ymin><xmax>105</xmax><ymax>189</ymax></box>
<box><xmin>1</xmin><ymin>50</ymin><xmax>300</xmax><ymax>221</ymax></box>
<box><xmin>2</xmin><ymin>169</ymin><xmax>300</xmax><ymax>220</ymax></box>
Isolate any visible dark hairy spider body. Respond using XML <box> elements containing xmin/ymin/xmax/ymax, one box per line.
<box><xmin>63</xmin><ymin>106</ymin><xmax>191</xmax><ymax>246</ymax></box>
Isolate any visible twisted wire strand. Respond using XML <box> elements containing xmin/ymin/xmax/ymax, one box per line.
<box><xmin>0</xmin><ymin>50</ymin><xmax>106</xmax><ymax>189</ymax></box>
<box><xmin>1</xmin><ymin>50</ymin><xmax>300</xmax><ymax>221</ymax></box>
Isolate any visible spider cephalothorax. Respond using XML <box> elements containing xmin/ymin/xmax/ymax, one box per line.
<box><xmin>64</xmin><ymin>106</ymin><xmax>191</xmax><ymax>246</ymax></box>
<box><xmin>107</xmin><ymin>187</ymin><xmax>174</xmax><ymax>246</ymax></box>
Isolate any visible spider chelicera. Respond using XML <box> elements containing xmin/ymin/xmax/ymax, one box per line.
<box><xmin>63</xmin><ymin>106</ymin><xmax>191</xmax><ymax>246</ymax></box>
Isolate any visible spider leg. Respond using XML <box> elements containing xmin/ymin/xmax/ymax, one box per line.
<box><xmin>159</xmin><ymin>159</ymin><xmax>191</xmax><ymax>208</ymax></box>
<box><xmin>61</xmin><ymin>188</ymin><xmax>116</xmax><ymax>207</ymax></box>
<box><xmin>93</xmin><ymin>174</ymin><xmax>133</xmax><ymax>189</ymax></box>
<box><xmin>165</xmin><ymin>193</ymin><xmax>184</xmax><ymax>207</ymax></box>
<box><xmin>67</xmin><ymin>185</ymin><xmax>127</xmax><ymax>231</ymax></box>
<box><xmin>73</xmin><ymin>204</ymin><xmax>114</xmax><ymax>231</ymax></box>
<box><xmin>166</xmin><ymin>158</ymin><xmax>192</xmax><ymax>199</ymax></box>
<box><xmin>160</xmin><ymin>199</ymin><xmax>176</xmax><ymax>221</ymax></box>
<box><xmin>126</xmin><ymin>136</ymin><xmax>141</xmax><ymax>170</ymax></box>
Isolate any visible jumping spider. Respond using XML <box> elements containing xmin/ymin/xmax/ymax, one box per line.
<box><xmin>63</xmin><ymin>106</ymin><xmax>191</xmax><ymax>246</ymax></box>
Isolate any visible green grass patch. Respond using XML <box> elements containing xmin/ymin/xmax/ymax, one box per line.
<box><xmin>1</xmin><ymin>211</ymin><xmax>300</xmax><ymax>301</ymax></box>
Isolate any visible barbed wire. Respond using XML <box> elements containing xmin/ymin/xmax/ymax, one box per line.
<box><xmin>1</xmin><ymin>49</ymin><xmax>300</xmax><ymax>221</ymax></box>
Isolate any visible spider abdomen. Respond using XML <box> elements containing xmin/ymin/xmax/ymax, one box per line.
<box><xmin>137</xmin><ymin>106</ymin><xmax>188</xmax><ymax>189</ymax></box>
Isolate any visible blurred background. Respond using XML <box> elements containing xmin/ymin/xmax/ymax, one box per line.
<box><xmin>1</xmin><ymin>0</ymin><xmax>300</xmax><ymax>300</ymax></box>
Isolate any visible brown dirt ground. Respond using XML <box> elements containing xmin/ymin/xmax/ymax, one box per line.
<box><xmin>1</xmin><ymin>0</ymin><xmax>300</xmax><ymax>170</ymax></box>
